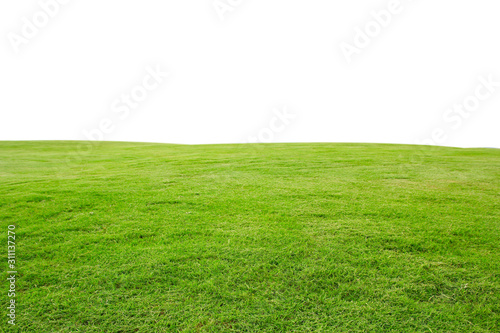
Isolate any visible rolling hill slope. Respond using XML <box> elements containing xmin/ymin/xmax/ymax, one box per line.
<box><xmin>1</xmin><ymin>141</ymin><xmax>499</xmax><ymax>332</ymax></box>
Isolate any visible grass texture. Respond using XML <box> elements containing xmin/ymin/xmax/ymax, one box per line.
<box><xmin>1</xmin><ymin>141</ymin><xmax>499</xmax><ymax>332</ymax></box>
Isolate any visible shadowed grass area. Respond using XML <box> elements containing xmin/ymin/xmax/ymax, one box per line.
<box><xmin>1</xmin><ymin>141</ymin><xmax>499</xmax><ymax>332</ymax></box>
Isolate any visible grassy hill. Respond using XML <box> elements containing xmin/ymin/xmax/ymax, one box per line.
<box><xmin>1</xmin><ymin>141</ymin><xmax>499</xmax><ymax>332</ymax></box>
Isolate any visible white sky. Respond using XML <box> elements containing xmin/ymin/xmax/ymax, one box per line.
<box><xmin>1</xmin><ymin>0</ymin><xmax>499</xmax><ymax>147</ymax></box>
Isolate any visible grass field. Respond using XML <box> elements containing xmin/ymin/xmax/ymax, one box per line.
<box><xmin>1</xmin><ymin>141</ymin><xmax>499</xmax><ymax>332</ymax></box>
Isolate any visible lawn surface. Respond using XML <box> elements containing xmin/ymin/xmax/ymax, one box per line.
<box><xmin>1</xmin><ymin>141</ymin><xmax>499</xmax><ymax>332</ymax></box>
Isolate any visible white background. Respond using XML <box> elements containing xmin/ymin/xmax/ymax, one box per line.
<box><xmin>1</xmin><ymin>0</ymin><xmax>499</xmax><ymax>147</ymax></box>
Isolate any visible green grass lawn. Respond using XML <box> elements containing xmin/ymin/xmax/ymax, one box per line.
<box><xmin>1</xmin><ymin>141</ymin><xmax>499</xmax><ymax>332</ymax></box>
